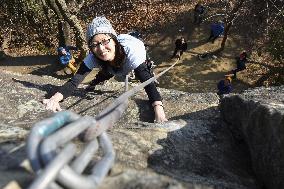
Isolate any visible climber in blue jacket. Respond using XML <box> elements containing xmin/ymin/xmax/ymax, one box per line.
<box><xmin>57</xmin><ymin>46</ymin><xmax>78</xmax><ymax>74</ymax></box>
<box><xmin>217</xmin><ymin>76</ymin><xmax>233</xmax><ymax>96</ymax></box>
<box><xmin>207</xmin><ymin>20</ymin><xmax>224</xmax><ymax>43</ymax></box>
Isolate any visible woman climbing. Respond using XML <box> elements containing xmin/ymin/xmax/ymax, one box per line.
<box><xmin>43</xmin><ymin>16</ymin><xmax>168</xmax><ymax>123</ymax></box>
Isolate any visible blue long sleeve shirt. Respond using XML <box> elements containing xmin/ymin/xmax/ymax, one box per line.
<box><xmin>58</xmin><ymin>46</ymin><xmax>78</xmax><ymax>65</ymax></box>
<box><xmin>59</xmin><ymin>52</ymin><xmax>72</xmax><ymax>65</ymax></box>
<box><xmin>217</xmin><ymin>80</ymin><xmax>232</xmax><ymax>95</ymax></box>
<box><xmin>211</xmin><ymin>23</ymin><xmax>224</xmax><ymax>37</ymax></box>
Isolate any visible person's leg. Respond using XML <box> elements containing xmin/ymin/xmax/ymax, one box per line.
<box><xmin>199</xmin><ymin>15</ymin><xmax>203</xmax><ymax>24</ymax></box>
<box><xmin>179</xmin><ymin>50</ymin><xmax>184</xmax><ymax>59</ymax></box>
<box><xmin>193</xmin><ymin>12</ymin><xmax>198</xmax><ymax>23</ymax></box>
<box><xmin>175</xmin><ymin>50</ymin><xmax>181</xmax><ymax>59</ymax></box>
<box><xmin>232</xmin><ymin>69</ymin><xmax>237</xmax><ymax>79</ymax></box>
<box><xmin>171</xmin><ymin>49</ymin><xmax>178</xmax><ymax>58</ymax></box>
<box><xmin>211</xmin><ymin>35</ymin><xmax>219</xmax><ymax>44</ymax></box>
<box><xmin>208</xmin><ymin>31</ymin><xmax>214</xmax><ymax>42</ymax></box>
<box><xmin>195</xmin><ymin>14</ymin><xmax>200</xmax><ymax>24</ymax></box>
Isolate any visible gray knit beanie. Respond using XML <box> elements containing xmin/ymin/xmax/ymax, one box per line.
<box><xmin>86</xmin><ymin>16</ymin><xmax>117</xmax><ymax>45</ymax></box>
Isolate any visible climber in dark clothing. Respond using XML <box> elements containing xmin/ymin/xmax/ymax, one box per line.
<box><xmin>57</xmin><ymin>46</ymin><xmax>79</xmax><ymax>74</ymax></box>
<box><xmin>171</xmin><ymin>37</ymin><xmax>188</xmax><ymax>59</ymax></box>
<box><xmin>217</xmin><ymin>76</ymin><xmax>233</xmax><ymax>95</ymax></box>
<box><xmin>231</xmin><ymin>51</ymin><xmax>248</xmax><ymax>78</ymax></box>
<box><xmin>193</xmin><ymin>2</ymin><xmax>206</xmax><ymax>24</ymax></box>
<box><xmin>207</xmin><ymin>20</ymin><xmax>224</xmax><ymax>43</ymax></box>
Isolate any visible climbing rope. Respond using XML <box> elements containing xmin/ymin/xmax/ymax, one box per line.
<box><xmin>27</xmin><ymin>58</ymin><xmax>180</xmax><ymax>189</ymax></box>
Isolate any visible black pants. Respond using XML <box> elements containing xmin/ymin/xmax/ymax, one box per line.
<box><xmin>172</xmin><ymin>49</ymin><xmax>184</xmax><ymax>59</ymax></box>
<box><xmin>208</xmin><ymin>31</ymin><xmax>219</xmax><ymax>43</ymax></box>
<box><xmin>232</xmin><ymin>67</ymin><xmax>246</xmax><ymax>78</ymax></box>
<box><xmin>194</xmin><ymin>13</ymin><xmax>203</xmax><ymax>24</ymax></box>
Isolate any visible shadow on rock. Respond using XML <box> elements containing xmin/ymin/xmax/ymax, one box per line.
<box><xmin>72</xmin><ymin>90</ymin><xmax>120</xmax><ymax>115</ymax></box>
<box><xmin>133</xmin><ymin>98</ymin><xmax>155</xmax><ymax>122</ymax></box>
<box><xmin>12</xmin><ymin>78</ymin><xmax>60</xmax><ymax>99</ymax></box>
<box><xmin>147</xmin><ymin>107</ymin><xmax>260</xmax><ymax>189</ymax></box>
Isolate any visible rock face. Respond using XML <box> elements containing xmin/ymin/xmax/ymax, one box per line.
<box><xmin>0</xmin><ymin>69</ymin><xmax>283</xmax><ymax>189</ymax></box>
<box><xmin>220</xmin><ymin>87</ymin><xmax>284</xmax><ymax>189</ymax></box>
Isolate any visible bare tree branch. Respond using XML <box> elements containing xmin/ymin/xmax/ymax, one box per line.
<box><xmin>218</xmin><ymin>0</ymin><xmax>245</xmax><ymax>52</ymax></box>
<box><xmin>55</xmin><ymin>0</ymin><xmax>88</xmax><ymax>59</ymax></box>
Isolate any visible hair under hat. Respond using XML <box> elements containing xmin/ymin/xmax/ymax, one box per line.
<box><xmin>86</xmin><ymin>16</ymin><xmax>117</xmax><ymax>45</ymax></box>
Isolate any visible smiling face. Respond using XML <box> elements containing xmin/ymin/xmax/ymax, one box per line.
<box><xmin>90</xmin><ymin>34</ymin><xmax>116</xmax><ymax>61</ymax></box>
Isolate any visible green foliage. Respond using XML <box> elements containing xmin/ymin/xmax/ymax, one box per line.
<box><xmin>267</xmin><ymin>26</ymin><xmax>284</xmax><ymax>62</ymax></box>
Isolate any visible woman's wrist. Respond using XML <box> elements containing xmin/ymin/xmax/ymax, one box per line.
<box><xmin>153</xmin><ymin>104</ymin><xmax>163</xmax><ymax>108</ymax></box>
<box><xmin>152</xmin><ymin>101</ymin><xmax>163</xmax><ymax>108</ymax></box>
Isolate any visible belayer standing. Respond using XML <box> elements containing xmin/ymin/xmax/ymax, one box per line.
<box><xmin>43</xmin><ymin>16</ymin><xmax>167</xmax><ymax>123</ymax></box>
<box><xmin>193</xmin><ymin>1</ymin><xmax>205</xmax><ymax>24</ymax></box>
<box><xmin>171</xmin><ymin>36</ymin><xmax>188</xmax><ymax>60</ymax></box>
<box><xmin>231</xmin><ymin>51</ymin><xmax>248</xmax><ymax>79</ymax></box>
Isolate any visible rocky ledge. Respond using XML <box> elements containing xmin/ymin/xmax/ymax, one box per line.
<box><xmin>0</xmin><ymin>69</ymin><xmax>283</xmax><ymax>189</ymax></box>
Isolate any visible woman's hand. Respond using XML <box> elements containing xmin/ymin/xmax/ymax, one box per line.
<box><xmin>42</xmin><ymin>92</ymin><xmax>64</xmax><ymax>112</ymax></box>
<box><xmin>152</xmin><ymin>101</ymin><xmax>168</xmax><ymax>123</ymax></box>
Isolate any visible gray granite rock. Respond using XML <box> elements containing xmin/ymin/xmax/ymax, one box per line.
<box><xmin>1</xmin><ymin>70</ymin><xmax>282</xmax><ymax>189</ymax></box>
<box><xmin>220</xmin><ymin>86</ymin><xmax>284</xmax><ymax>189</ymax></box>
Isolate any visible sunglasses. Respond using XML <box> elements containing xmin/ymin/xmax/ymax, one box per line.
<box><xmin>90</xmin><ymin>38</ymin><xmax>112</xmax><ymax>49</ymax></box>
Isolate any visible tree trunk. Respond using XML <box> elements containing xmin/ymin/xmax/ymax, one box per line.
<box><xmin>43</xmin><ymin>0</ymin><xmax>87</xmax><ymax>60</ymax></box>
<box><xmin>57</xmin><ymin>20</ymin><xmax>71</xmax><ymax>47</ymax></box>
<box><xmin>217</xmin><ymin>0</ymin><xmax>245</xmax><ymax>53</ymax></box>
<box><xmin>55</xmin><ymin>0</ymin><xmax>88</xmax><ymax>60</ymax></box>
<box><xmin>63</xmin><ymin>21</ymin><xmax>71</xmax><ymax>46</ymax></box>
<box><xmin>219</xmin><ymin>22</ymin><xmax>232</xmax><ymax>52</ymax></box>
<box><xmin>44</xmin><ymin>0</ymin><xmax>72</xmax><ymax>47</ymax></box>
<box><xmin>0</xmin><ymin>30</ymin><xmax>11</xmax><ymax>58</ymax></box>
<box><xmin>57</xmin><ymin>20</ymin><xmax>65</xmax><ymax>47</ymax></box>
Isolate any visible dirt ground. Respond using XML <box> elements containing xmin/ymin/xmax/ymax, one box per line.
<box><xmin>0</xmin><ymin>13</ymin><xmax>266</xmax><ymax>94</ymax></box>
<box><xmin>144</xmin><ymin>11</ymin><xmax>262</xmax><ymax>93</ymax></box>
